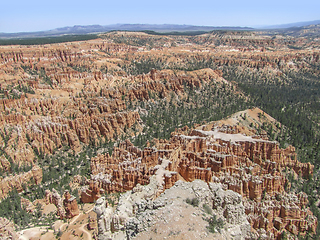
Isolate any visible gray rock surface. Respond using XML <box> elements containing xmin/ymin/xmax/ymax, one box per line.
<box><xmin>94</xmin><ymin>178</ymin><xmax>251</xmax><ymax>239</ymax></box>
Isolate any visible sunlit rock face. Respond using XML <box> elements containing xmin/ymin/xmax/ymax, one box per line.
<box><xmin>87</xmin><ymin>109</ymin><xmax>316</xmax><ymax>238</ymax></box>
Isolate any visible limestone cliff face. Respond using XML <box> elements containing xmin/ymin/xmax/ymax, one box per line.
<box><xmin>0</xmin><ymin>165</ymin><xmax>42</xmax><ymax>199</ymax></box>
<box><xmin>86</xmin><ymin>109</ymin><xmax>316</xmax><ymax>238</ymax></box>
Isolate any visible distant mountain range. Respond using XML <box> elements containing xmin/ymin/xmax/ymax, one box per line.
<box><xmin>260</xmin><ymin>19</ymin><xmax>320</xmax><ymax>29</ymax></box>
<box><xmin>0</xmin><ymin>24</ymin><xmax>251</xmax><ymax>39</ymax></box>
<box><xmin>0</xmin><ymin>21</ymin><xmax>319</xmax><ymax>39</ymax></box>
<box><xmin>263</xmin><ymin>22</ymin><xmax>320</xmax><ymax>38</ymax></box>
<box><xmin>0</xmin><ymin>24</ymin><xmax>253</xmax><ymax>39</ymax></box>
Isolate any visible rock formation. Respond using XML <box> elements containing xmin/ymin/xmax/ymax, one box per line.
<box><xmin>45</xmin><ymin>188</ymin><xmax>79</xmax><ymax>219</ymax></box>
<box><xmin>0</xmin><ymin>47</ymin><xmax>224</xmax><ymax>161</ymax></box>
<box><xmin>80</xmin><ymin>180</ymin><xmax>103</xmax><ymax>203</ymax></box>
<box><xmin>86</xmin><ymin>109</ymin><xmax>317</xmax><ymax>238</ymax></box>
<box><xmin>0</xmin><ymin>217</ymin><xmax>18</xmax><ymax>240</ymax></box>
<box><xmin>0</xmin><ymin>30</ymin><xmax>319</xmax><ymax>239</ymax></box>
<box><xmin>94</xmin><ymin>179</ymin><xmax>251</xmax><ymax>240</ymax></box>
<box><xmin>63</xmin><ymin>190</ymin><xmax>79</xmax><ymax>219</ymax></box>
<box><xmin>0</xmin><ymin>165</ymin><xmax>42</xmax><ymax>199</ymax></box>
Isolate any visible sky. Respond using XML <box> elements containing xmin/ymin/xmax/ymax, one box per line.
<box><xmin>1</xmin><ymin>0</ymin><xmax>320</xmax><ymax>33</ymax></box>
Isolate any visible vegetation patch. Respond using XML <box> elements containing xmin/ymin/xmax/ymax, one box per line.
<box><xmin>186</xmin><ymin>197</ymin><xmax>199</xmax><ymax>207</ymax></box>
<box><xmin>0</xmin><ymin>34</ymin><xmax>99</xmax><ymax>46</ymax></box>
<box><xmin>206</xmin><ymin>215</ymin><xmax>224</xmax><ymax>233</ymax></box>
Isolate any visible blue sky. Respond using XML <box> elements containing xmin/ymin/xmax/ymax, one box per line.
<box><xmin>1</xmin><ymin>0</ymin><xmax>319</xmax><ymax>33</ymax></box>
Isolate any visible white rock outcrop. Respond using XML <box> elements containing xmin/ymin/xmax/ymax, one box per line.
<box><xmin>94</xmin><ymin>179</ymin><xmax>251</xmax><ymax>239</ymax></box>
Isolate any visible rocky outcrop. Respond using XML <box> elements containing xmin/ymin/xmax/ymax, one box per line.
<box><xmin>87</xmin><ymin>110</ymin><xmax>317</xmax><ymax>238</ymax></box>
<box><xmin>88</xmin><ymin>124</ymin><xmax>312</xmax><ymax>200</ymax></box>
<box><xmin>94</xmin><ymin>179</ymin><xmax>251</xmax><ymax>240</ymax></box>
<box><xmin>0</xmin><ymin>97</ymin><xmax>140</xmax><ymax>155</ymax></box>
<box><xmin>31</xmin><ymin>165</ymin><xmax>43</xmax><ymax>184</ymax></box>
<box><xmin>80</xmin><ymin>180</ymin><xmax>102</xmax><ymax>203</ymax></box>
<box><xmin>45</xmin><ymin>188</ymin><xmax>65</xmax><ymax>218</ymax></box>
<box><xmin>0</xmin><ymin>156</ymin><xmax>10</xmax><ymax>172</ymax></box>
<box><xmin>20</xmin><ymin>197</ymin><xmax>35</xmax><ymax>213</ymax></box>
<box><xmin>45</xmin><ymin>188</ymin><xmax>79</xmax><ymax>219</ymax></box>
<box><xmin>83</xmin><ymin>139</ymin><xmax>178</xmax><ymax>199</ymax></box>
<box><xmin>0</xmin><ymin>165</ymin><xmax>42</xmax><ymax>199</ymax></box>
<box><xmin>245</xmin><ymin>192</ymin><xmax>317</xmax><ymax>238</ymax></box>
<box><xmin>0</xmin><ymin>217</ymin><xmax>18</xmax><ymax>240</ymax></box>
<box><xmin>63</xmin><ymin>190</ymin><xmax>79</xmax><ymax>219</ymax></box>
<box><xmin>0</xmin><ymin>55</ymin><xmax>223</xmax><ymax>160</ymax></box>
<box><xmin>0</xmin><ymin>32</ymin><xmax>319</xmax><ymax>239</ymax></box>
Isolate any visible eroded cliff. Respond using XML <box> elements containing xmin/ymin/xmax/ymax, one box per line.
<box><xmin>87</xmin><ymin>108</ymin><xmax>316</xmax><ymax>239</ymax></box>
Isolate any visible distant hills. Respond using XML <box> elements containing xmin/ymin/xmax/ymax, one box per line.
<box><xmin>259</xmin><ymin>22</ymin><xmax>320</xmax><ymax>38</ymax></box>
<box><xmin>260</xmin><ymin>19</ymin><xmax>320</xmax><ymax>29</ymax></box>
<box><xmin>0</xmin><ymin>24</ymin><xmax>252</xmax><ymax>39</ymax></box>
<box><xmin>0</xmin><ymin>21</ymin><xmax>320</xmax><ymax>39</ymax></box>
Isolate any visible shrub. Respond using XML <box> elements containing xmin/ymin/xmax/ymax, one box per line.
<box><xmin>56</xmin><ymin>230</ymin><xmax>63</xmax><ymax>238</ymax></box>
<box><xmin>203</xmin><ymin>204</ymin><xmax>212</xmax><ymax>215</ymax></box>
<box><xmin>206</xmin><ymin>215</ymin><xmax>224</xmax><ymax>233</ymax></box>
<box><xmin>186</xmin><ymin>197</ymin><xmax>199</xmax><ymax>207</ymax></box>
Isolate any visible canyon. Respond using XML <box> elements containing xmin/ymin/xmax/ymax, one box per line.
<box><xmin>84</xmin><ymin>108</ymin><xmax>317</xmax><ymax>239</ymax></box>
<box><xmin>0</xmin><ymin>29</ymin><xmax>319</xmax><ymax>239</ymax></box>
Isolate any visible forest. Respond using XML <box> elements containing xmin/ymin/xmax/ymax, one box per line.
<box><xmin>0</xmin><ymin>34</ymin><xmax>99</xmax><ymax>45</ymax></box>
